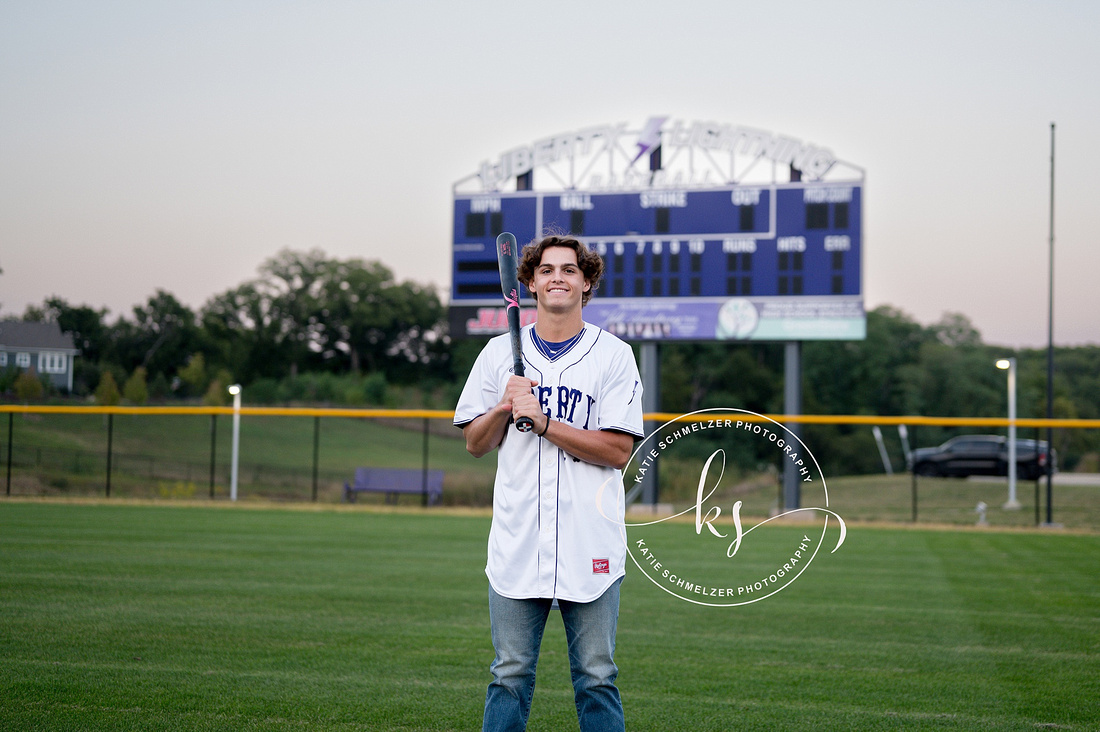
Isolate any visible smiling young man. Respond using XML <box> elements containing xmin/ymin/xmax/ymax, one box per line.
<box><xmin>454</xmin><ymin>235</ymin><xmax>644</xmax><ymax>732</ymax></box>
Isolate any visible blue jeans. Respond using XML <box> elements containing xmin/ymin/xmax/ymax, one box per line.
<box><xmin>483</xmin><ymin>578</ymin><xmax>625</xmax><ymax>732</ymax></box>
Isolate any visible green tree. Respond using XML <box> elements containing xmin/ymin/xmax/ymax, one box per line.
<box><xmin>930</xmin><ymin>312</ymin><xmax>983</xmax><ymax>347</ymax></box>
<box><xmin>202</xmin><ymin>369</ymin><xmax>234</xmax><ymax>407</ymax></box>
<box><xmin>908</xmin><ymin>340</ymin><xmax>1001</xmax><ymax>420</ymax></box>
<box><xmin>313</xmin><ymin>257</ymin><xmax>444</xmax><ymax>378</ymax></box>
<box><xmin>94</xmin><ymin>371</ymin><xmax>121</xmax><ymax>406</ymax></box>
<box><xmin>200</xmin><ymin>250</ymin><xmax>329</xmax><ymax>382</ymax></box>
<box><xmin>177</xmin><ymin>353</ymin><xmax>207</xmax><ymax>396</ymax></box>
<box><xmin>108</xmin><ymin>290</ymin><xmax>200</xmax><ymax>386</ymax></box>
<box><xmin>201</xmin><ymin>281</ymin><xmax>300</xmax><ymax>384</ymax></box>
<box><xmin>659</xmin><ymin>342</ymin><xmax>781</xmax><ymax>414</ymax></box>
<box><xmin>363</xmin><ymin>372</ymin><xmax>387</xmax><ymax>405</ymax></box>
<box><xmin>123</xmin><ymin>366</ymin><xmax>149</xmax><ymax>405</ymax></box>
<box><xmin>20</xmin><ymin>304</ymin><xmax>48</xmax><ymax>321</ymax></box>
<box><xmin>148</xmin><ymin>372</ymin><xmax>171</xmax><ymax>401</ymax></box>
<box><xmin>802</xmin><ymin>306</ymin><xmax>931</xmax><ymax>418</ymax></box>
<box><xmin>40</xmin><ymin>297</ymin><xmax>110</xmax><ymax>362</ymax></box>
<box><xmin>256</xmin><ymin>248</ymin><xmax>330</xmax><ymax>376</ymax></box>
<box><xmin>200</xmin><ymin>249</ymin><xmax>446</xmax><ymax>384</ymax></box>
<box><xmin>202</xmin><ymin>380</ymin><xmax>225</xmax><ymax>406</ymax></box>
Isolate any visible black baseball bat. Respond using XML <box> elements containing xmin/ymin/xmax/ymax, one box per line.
<box><xmin>496</xmin><ymin>232</ymin><xmax>534</xmax><ymax>433</ymax></box>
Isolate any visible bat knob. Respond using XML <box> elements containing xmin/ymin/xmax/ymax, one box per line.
<box><xmin>515</xmin><ymin>416</ymin><xmax>534</xmax><ymax>433</ymax></box>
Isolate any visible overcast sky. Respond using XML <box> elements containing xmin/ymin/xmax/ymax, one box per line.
<box><xmin>2</xmin><ymin>0</ymin><xmax>1097</xmax><ymax>348</ymax></box>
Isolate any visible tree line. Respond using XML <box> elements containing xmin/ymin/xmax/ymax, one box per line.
<box><xmin>3</xmin><ymin>248</ymin><xmax>1098</xmax><ymax>472</ymax></box>
<box><xmin>654</xmin><ymin>308</ymin><xmax>1099</xmax><ymax>473</ymax></box>
<box><xmin>6</xmin><ymin>249</ymin><xmax>447</xmax><ymax>406</ymax></box>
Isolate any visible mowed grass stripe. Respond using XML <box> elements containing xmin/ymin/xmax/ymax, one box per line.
<box><xmin>1</xmin><ymin>501</ymin><xmax>1097</xmax><ymax>731</ymax></box>
<box><xmin>1</xmin><ymin>503</ymin><xmax>490</xmax><ymax>731</ymax></box>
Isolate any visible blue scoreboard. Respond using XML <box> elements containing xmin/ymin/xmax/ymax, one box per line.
<box><xmin>451</xmin><ymin>181</ymin><xmax>863</xmax><ymax>341</ymax></box>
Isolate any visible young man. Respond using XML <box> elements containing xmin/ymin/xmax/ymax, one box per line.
<box><xmin>454</xmin><ymin>235</ymin><xmax>644</xmax><ymax>732</ymax></box>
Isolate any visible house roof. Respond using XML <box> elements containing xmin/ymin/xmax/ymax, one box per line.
<box><xmin>0</xmin><ymin>320</ymin><xmax>78</xmax><ymax>351</ymax></box>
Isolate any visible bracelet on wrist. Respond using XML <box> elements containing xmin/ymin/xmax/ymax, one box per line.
<box><xmin>538</xmin><ymin>419</ymin><xmax>551</xmax><ymax>437</ymax></box>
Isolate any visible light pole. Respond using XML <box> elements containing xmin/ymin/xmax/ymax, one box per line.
<box><xmin>996</xmin><ymin>359</ymin><xmax>1020</xmax><ymax>510</ymax></box>
<box><xmin>1045</xmin><ymin>122</ymin><xmax>1056</xmax><ymax>526</ymax></box>
<box><xmin>228</xmin><ymin>384</ymin><xmax>242</xmax><ymax>502</ymax></box>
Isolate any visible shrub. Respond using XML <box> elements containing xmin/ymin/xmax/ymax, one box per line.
<box><xmin>364</xmin><ymin>372</ymin><xmax>387</xmax><ymax>405</ymax></box>
<box><xmin>343</xmin><ymin>381</ymin><xmax>367</xmax><ymax>406</ymax></box>
<box><xmin>123</xmin><ymin>367</ymin><xmax>149</xmax><ymax>405</ymax></box>
<box><xmin>14</xmin><ymin>370</ymin><xmax>44</xmax><ymax>402</ymax></box>
<box><xmin>178</xmin><ymin>353</ymin><xmax>207</xmax><ymax>397</ymax></box>
<box><xmin>94</xmin><ymin>372</ymin><xmax>121</xmax><ymax>406</ymax></box>
<box><xmin>157</xmin><ymin>481</ymin><xmax>197</xmax><ymax>499</ymax></box>
<box><xmin>247</xmin><ymin>378</ymin><xmax>280</xmax><ymax>404</ymax></box>
<box><xmin>148</xmin><ymin>372</ymin><xmax>171</xmax><ymax>401</ymax></box>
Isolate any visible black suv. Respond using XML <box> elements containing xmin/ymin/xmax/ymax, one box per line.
<box><xmin>908</xmin><ymin>435</ymin><xmax>1056</xmax><ymax>480</ymax></box>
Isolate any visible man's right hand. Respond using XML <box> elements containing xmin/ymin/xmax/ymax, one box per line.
<box><xmin>499</xmin><ymin>375</ymin><xmax>539</xmax><ymax>417</ymax></box>
<box><xmin>465</xmin><ymin>376</ymin><xmax>540</xmax><ymax>458</ymax></box>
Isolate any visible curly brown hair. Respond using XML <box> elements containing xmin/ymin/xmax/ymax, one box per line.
<box><xmin>517</xmin><ymin>235</ymin><xmax>604</xmax><ymax>306</ymax></box>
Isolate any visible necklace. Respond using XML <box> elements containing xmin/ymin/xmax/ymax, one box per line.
<box><xmin>531</xmin><ymin>327</ymin><xmax>585</xmax><ymax>362</ymax></box>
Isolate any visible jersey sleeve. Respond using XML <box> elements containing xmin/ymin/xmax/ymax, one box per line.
<box><xmin>596</xmin><ymin>341</ymin><xmax>645</xmax><ymax>438</ymax></box>
<box><xmin>453</xmin><ymin>339</ymin><xmax>504</xmax><ymax>428</ymax></box>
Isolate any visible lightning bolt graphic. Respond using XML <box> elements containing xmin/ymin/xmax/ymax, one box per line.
<box><xmin>630</xmin><ymin>116</ymin><xmax>668</xmax><ymax>166</ymax></box>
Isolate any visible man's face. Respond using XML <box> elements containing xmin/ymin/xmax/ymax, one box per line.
<box><xmin>530</xmin><ymin>246</ymin><xmax>589</xmax><ymax>312</ymax></box>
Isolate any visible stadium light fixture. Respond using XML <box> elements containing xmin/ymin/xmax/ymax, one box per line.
<box><xmin>229</xmin><ymin>384</ymin><xmax>242</xmax><ymax>501</ymax></box>
<box><xmin>996</xmin><ymin>359</ymin><xmax>1020</xmax><ymax>510</ymax></box>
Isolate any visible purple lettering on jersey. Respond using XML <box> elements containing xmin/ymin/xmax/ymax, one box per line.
<box><xmin>583</xmin><ymin>395</ymin><xmax>596</xmax><ymax>430</ymax></box>
<box><xmin>566</xmin><ymin>388</ymin><xmax>582</xmax><ymax>422</ymax></box>
<box><xmin>538</xmin><ymin>386</ymin><xmax>552</xmax><ymax>417</ymax></box>
<box><xmin>556</xmin><ymin>386</ymin><xmax>584</xmax><ymax>422</ymax></box>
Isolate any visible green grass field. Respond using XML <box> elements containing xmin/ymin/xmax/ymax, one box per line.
<box><xmin>1</xmin><ymin>500</ymin><xmax>1097</xmax><ymax>731</ymax></box>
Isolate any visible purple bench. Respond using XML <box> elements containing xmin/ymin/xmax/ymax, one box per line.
<box><xmin>344</xmin><ymin>467</ymin><xmax>444</xmax><ymax>506</ymax></box>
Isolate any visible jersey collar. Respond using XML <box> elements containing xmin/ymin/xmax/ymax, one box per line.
<box><xmin>530</xmin><ymin>325</ymin><xmax>587</xmax><ymax>362</ymax></box>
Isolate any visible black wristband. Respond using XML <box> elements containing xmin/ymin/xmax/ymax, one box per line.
<box><xmin>538</xmin><ymin>419</ymin><xmax>551</xmax><ymax>437</ymax></box>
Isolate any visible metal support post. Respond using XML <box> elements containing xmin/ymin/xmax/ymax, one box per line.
<box><xmin>422</xmin><ymin>418</ymin><xmax>430</xmax><ymax>507</ymax></box>
<box><xmin>640</xmin><ymin>342</ymin><xmax>660</xmax><ymax>506</ymax></box>
<box><xmin>782</xmin><ymin>341</ymin><xmax>802</xmax><ymax>512</ymax></box>
<box><xmin>209</xmin><ymin>415</ymin><xmax>217</xmax><ymax>498</ymax></box>
<box><xmin>229</xmin><ymin>386</ymin><xmax>241</xmax><ymax>502</ymax></box>
<box><xmin>312</xmin><ymin>416</ymin><xmax>320</xmax><ymax>502</ymax></box>
<box><xmin>106</xmin><ymin>413</ymin><xmax>114</xmax><ymax>498</ymax></box>
<box><xmin>911</xmin><ymin>425</ymin><xmax>919</xmax><ymax>523</ymax></box>
<box><xmin>6</xmin><ymin>413</ymin><xmax>13</xmax><ymax>496</ymax></box>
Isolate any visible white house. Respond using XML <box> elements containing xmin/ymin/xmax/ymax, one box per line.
<box><xmin>0</xmin><ymin>321</ymin><xmax>80</xmax><ymax>392</ymax></box>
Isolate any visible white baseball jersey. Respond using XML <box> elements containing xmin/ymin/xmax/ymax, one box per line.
<box><xmin>454</xmin><ymin>322</ymin><xmax>644</xmax><ymax>603</ymax></box>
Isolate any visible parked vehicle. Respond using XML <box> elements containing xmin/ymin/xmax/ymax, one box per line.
<box><xmin>908</xmin><ymin>435</ymin><xmax>1056</xmax><ymax>480</ymax></box>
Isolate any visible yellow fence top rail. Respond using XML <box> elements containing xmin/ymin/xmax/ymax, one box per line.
<box><xmin>0</xmin><ymin>405</ymin><xmax>454</xmax><ymax>419</ymax></box>
<box><xmin>1</xmin><ymin>404</ymin><xmax>1098</xmax><ymax>429</ymax></box>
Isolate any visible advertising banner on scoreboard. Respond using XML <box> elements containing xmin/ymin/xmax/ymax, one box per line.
<box><xmin>449</xmin><ymin>297</ymin><xmax>865</xmax><ymax>341</ymax></box>
<box><xmin>585</xmin><ymin>296</ymin><xmax>866</xmax><ymax>341</ymax></box>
